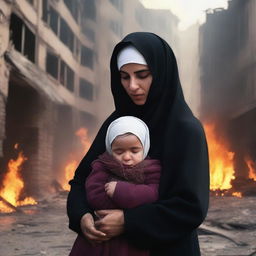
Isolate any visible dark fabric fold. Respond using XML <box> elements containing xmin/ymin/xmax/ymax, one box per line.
<box><xmin>67</xmin><ymin>32</ymin><xmax>209</xmax><ymax>256</ymax></box>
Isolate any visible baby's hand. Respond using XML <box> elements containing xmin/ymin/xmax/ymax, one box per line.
<box><xmin>105</xmin><ymin>181</ymin><xmax>117</xmax><ymax>198</ymax></box>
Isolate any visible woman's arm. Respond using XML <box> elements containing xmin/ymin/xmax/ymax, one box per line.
<box><xmin>67</xmin><ymin>114</ymin><xmax>117</xmax><ymax>234</ymax></box>
<box><xmin>122</xmin><ymin>122</ymin><xmax>209</xmax><ymax>248</ymax></box>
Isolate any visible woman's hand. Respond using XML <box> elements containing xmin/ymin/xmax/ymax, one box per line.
<box><xmin>95</xmin><ymin>209</ymin><xmax>124</xmax><ymax>238</ymax></box>
<box><xmin>80</xmin><ymin>213</ymin><xmax>109</xmax><ymax>244</ymax></box>
<box><xmin>105</xmin><ymin>181</ymin><xmax>117</xmax><ymax>198</ymax></box>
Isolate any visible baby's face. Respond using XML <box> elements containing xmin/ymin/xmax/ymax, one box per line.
<box><xmin>111</xmin><ymin>134</ymin><xmax>144</xmax><ymax>167</ymax></box>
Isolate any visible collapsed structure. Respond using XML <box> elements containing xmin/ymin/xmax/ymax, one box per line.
<box><xmin>0</xmin><ymin>0</ymin><xmax>178</xmax><ymax>200</ymax></box>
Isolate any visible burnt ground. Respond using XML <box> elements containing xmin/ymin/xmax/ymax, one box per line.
<box><xmin>0</xmin><ymin>194</ymin><xmax>256</xmax><ymax>256</ymax></box>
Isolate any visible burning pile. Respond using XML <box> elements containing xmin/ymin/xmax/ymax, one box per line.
<box><xmin>204</xmin><ymin>123</ymin><xmax>235</xmax><ymax>191</ymax></box>
<box><xmin>204</xmin><ymin>123</ymin><xmax>256</xmax><ymax>197</ymax></box>
<box><xmin>0</xmin><ymin>144</ymin><xmax>37</xmax><ymax>213</ymax></box>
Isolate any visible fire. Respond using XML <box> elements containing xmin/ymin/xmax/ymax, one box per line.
<box><xmin>75</xmin><ymin>128</ymin><xmax>91</xmax><ymax>154</ymax></box>
<box><xmin>232</xmin><ymin>192</ymin><xmax>242</xmax><ymax>198</ymax></box>
<box><xmin>245</xmin><ymin>156</ymin><xmax>256</xmax><ymax>181</ymax></box>
<box><xmin>61</xmin><ymin>128</ymin><xmax>91</xmax><ymax>191</ymax></box>
<box><xmin>0</xmin><ymin>145</ymin><xmax>37</xmax><ymax>213</ymax></box>
<box><xmin>203</xmin><ymin>123</ymin><xmax>235</xmax><ymax>191</ymax></box>
<box><xmin>62</xmin><ymin>160</ymin><xmax>78</xmax><ymax>191</ymax></box>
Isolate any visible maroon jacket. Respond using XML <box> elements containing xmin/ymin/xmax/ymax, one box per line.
<box><xmin>86</xmin><ymin>152</ymin><xmax>161</xmax><ymax>210</ymax></box>
<box><xmin>69</xmin><ymin>152</ymin><xmax>161</xmax><ymax>256</ymax></box>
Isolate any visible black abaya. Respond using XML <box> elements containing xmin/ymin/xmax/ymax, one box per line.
<box><xmin>67</xmin><ymin>32</ymin><xmax>209</xmax><ymax>256</ymax></box>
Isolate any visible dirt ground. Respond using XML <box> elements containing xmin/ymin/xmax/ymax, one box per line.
<box><xmin>0</xmin><ymin>193</ymin><xmax>256</xmax><ymax>256</ymax></box>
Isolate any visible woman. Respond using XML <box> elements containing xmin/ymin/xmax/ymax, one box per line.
<box><xmin>67</xmin><ymin>32</ymin><xmax>209</xmax><ymax>255</ymax></box>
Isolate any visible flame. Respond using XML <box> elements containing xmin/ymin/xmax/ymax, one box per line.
<box><xmin>232</xmin><ymin>192</ymin><xmax>242</xmax><ymax>198</ymax></box>
<box><xmin>62</xmin><ymin>160</ymin><xmax>78</xmax><ymax>191</ymax></box>
<box><xmin>245</xmin><ymin>156</ymin><xmax>256</xmax><ymax>181</ymax></box>
<box><xmin>61</xmin><ymin>128</ymin><xmax>91</xmax><ymax>190</ymax></box>
<box><xmin>0</xmin><ymin>145</ymin><xmax>37</xmax><ymax>213</ymax></box>
<box><xmin>0</xmin><ymin>201</ymin><xmax>13</xmax><ymax>213</ymax></box>
<box><xmin>204</xmin><ymin>123</ymin><xmax>235</xmax><ymax>191</ymax></box>
<box><xmin>75</xmin><ymin>128</ymin><xmax>91</xmax><ymax>154</ymax></box>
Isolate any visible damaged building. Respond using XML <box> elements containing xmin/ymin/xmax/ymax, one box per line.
<box><xmin>0</xmin><ymin>0</ymin><xmax>179</xmax><ymax>202</ymax></box>
<box><xmin>199</xmin><ymin>0</ymin><xmax>256</xmax><ymax>193</ymax></box>
<box><xmin>0</xmin><ymin>0</ymin><xmax>101</xmax><ymax>198</ymax></box>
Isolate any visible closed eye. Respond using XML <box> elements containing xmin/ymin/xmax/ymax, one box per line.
<box><xmin>136</xmin><ymin>70</ymin><xmax>151</xmax><ymax>79</ymax></box>
<box><xmin>112</xmin><ymin>149</ymin><xmax>124</xmax><ymax>154</ymax></box>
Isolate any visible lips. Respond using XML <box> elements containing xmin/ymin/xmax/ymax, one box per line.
<box><xmin>123</xmin><ymin>164</ymin><xmax>133</xmax><ymax>168</ymax></box>
<box><xmin>131</xmin><ymin>94</ymin><xmax>144</xmax><ymax>98</ymax></box>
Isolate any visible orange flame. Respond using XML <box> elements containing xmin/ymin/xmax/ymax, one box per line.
<box><xmin>62</xmin><ymin>160</ymin><xmax>78</xmax><ymax>191</ymax></box>
<box><xmin>61</xmin><ymin>128</ymin><xmax>91</xmax><ymax>191</ymax></box>
<box><xmin>75</xmin><ymin>128</ymin><xmax>91</xmax><ymax>154</ymax></box>
<box><xmin>0</xmin><ymin>145</ymin><xmax>37</xmax><ymax>213</ymax></box>
<box><xmin>245</xmin><ymin>156</ymin><xmax>256</xmax><ymax>181</ymax></box>
<box><xmin>232</xmin><ymin>192</ymin><xmax>242</xmax><ymax>198</ymax></box>
<box><xmin>203</xmin><ymin>123</ymin><xmax>235</xmax><ymax>191</ymax></box>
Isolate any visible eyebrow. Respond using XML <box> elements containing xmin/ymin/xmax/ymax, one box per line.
<box><xmin>112</xmin><ymin>146</ymin><xmax>142</xmax><ymax>150</ymax></box>
<box><xmin>120</xmin><ymin>69</ymin><xmax>150</xmax><ymax>75</ymax></box>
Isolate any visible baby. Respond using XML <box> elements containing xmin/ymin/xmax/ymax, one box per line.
<box><xmin>69</xmin><ymin>116</ymin><xmax>161</xmax><ymax>256</ymax></box>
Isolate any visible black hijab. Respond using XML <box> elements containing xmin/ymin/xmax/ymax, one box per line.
<box><xmin>68</xmin><ymin>32</ymin><xmax>209</xmax><ymax>255</ymax></box>
<box><xmin>110</xmin><ymin>32</ymin><xmax>209</xmax><ymax>247</ymax></box>
<box><xmin>110</xmin><ymin>33</ymin><xmax>190</xmax><ymax>157</ymax></box>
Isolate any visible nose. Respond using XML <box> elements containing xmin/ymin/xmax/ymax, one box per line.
<box><xmin>128</xmin><ymin>77</ymin><xmax>139</xmax><ymax>91</ymax></box>
<box><xmin>122</xmin><ymin>151</ymin><xmax>132</xmax><ymax>161</ymax></box>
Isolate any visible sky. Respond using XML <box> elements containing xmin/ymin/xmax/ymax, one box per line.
<box><xmin>140</xmin><ymin>0</ymin><xmax>228</xmax><ymax>30</ymax></box>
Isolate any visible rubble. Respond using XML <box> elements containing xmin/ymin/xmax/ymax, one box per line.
<box><xmin>0</xmin><ymin>194</ymin><xmax>256</xmax><ymax>256</ymax></box>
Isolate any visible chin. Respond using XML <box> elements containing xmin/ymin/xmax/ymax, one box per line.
<box><xmin>133</xmin><ymin>100</ymin><xmax>146</xmax><ymax>105</ymax></box>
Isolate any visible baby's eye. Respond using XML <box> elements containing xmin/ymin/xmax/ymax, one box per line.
<box><xmin>131</xmin><ymin>149</ymin><xmax>141</xmax><ymax>153</ymax></box>
<box><xmin>113</xmin><ymin>150</ymin><xmax>123</xmax><ymax>155</ymax></box>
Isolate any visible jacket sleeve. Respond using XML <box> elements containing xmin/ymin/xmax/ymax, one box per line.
<box><xmin>112</xmin><ymin>182</ymin><xmax>158</xmax><ymax>209</ymax></box>
<box><xmin>86</xmin><ymin>162</ymin><xmax>118</xmax><ymax>209</ymax></box>
<box><xmin>111</xmin><ymin>164</ymin><xmax>161</xmax><ymax>208</ymax></box>
<box><xmin>123</xmin><ymin>121</ymin><xmax>209</xmax><ymax>248</ymax></box>
<box><xmin>66</xmin><ymin>114</ymin><xmax>116</xmax><ymax>234</ymax></box>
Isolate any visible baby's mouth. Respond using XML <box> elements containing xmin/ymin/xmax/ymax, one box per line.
<box><xmin>123</xmin><ymin>164</ymin><xmax>133</xmax><ymax>168</ymax></box>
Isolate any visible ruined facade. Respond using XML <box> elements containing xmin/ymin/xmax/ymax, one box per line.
<box><xmin>199</xmin><ymin>0</ymin><xmax>256</xmax><ymax>187</ymax></box>
<box><xmin>0</xmin><ymin>0</ymin><xmax>100</xmax><ymax>197</ymax></box>
<box><xmin>0</xmin><ymin>0</ymin><xmax>180</xmax><ymax>199</ymax></box>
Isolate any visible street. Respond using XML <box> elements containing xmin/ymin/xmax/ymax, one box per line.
<box><xmin>0</xmin><ymin>193</ymin><xmax>256</xmax><ymax>256</ymax></box>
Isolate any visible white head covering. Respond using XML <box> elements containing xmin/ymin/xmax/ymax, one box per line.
<box><xmin>117</xmin><ymin>45</ymin><xmax>147</xmax><ymax>70</ymax></box>
<box><xmin>105</xmin><ymin>116</ymin><xmax>150</xmax><ymax>159</ymax></box>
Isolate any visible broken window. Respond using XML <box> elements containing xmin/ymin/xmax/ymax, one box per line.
<box><xmin>46</xmin><ymin>52</ymin><xmax>59</xmax><ymax>80</ymax></box>
<box><xmin>66</xmin><ymin>65</ymin><xmax>74</xmax><ymax>92</ymax></box>
<box><xmin>42</xmin><ymin>0</ymin><xmax>48</xmax><ymax>23</ymax></box>
<box><xmin>74</xmin><ymin>37</ymin><xmax>81</xmax><ymax>61</ymax></box>
<box><xmin>10</xmin><ymin>14</ymin><xmax>22</xmax><ymax>52</ymax></box>
<box><xmin>60</xmin><ymin>60</ymin><xmax>65</xmax><ymax>85</ymax></box>
<box><xmin>83</xmin><ymin>0</ymin><xmax>96</xmax><ymax>21</ymax></box>
<box><xmin>49</xmin><ymin>6</ymin><xmax>59</xmax><ymax>35</ymax></box>
<box><xmin>64</xmin><ymin>0</ymin><xmax>79</xmax><ymax>23</ymax></box>
<box><xmin>10</xmin><ymin>13</ymin><xmax>36</xmax><ymax>63</ymax></box>
<box><xmin>81</xmin><ymin>26</ymin><xmax>95</xmax><ymax>42</ymax></box>
<box><xmin>24</xmin><ymin>25</ymin><xmax>36</xmax><ymax>62</ymax></box>
<box><xmin>81</xmin><ymin>45</ymin><xmax>93</xmax><ymax>69</ymax></box>
<box><xmin>46</xmin><ymin>52</ymin><xmax>75</xmax><ymax>92</ymax></box>
<box><xmin>79</xmin><ymin>78</ymin><xmax>93</xmax><ymax>100</ymax></box>
<box><xmin>60</xmin><ymin>17</ymin><xmax>74</xmax><ymax>52</ymax></box>
<box><xmin>59</xmin><ymin>60</ymin><xmax>75</xmax><ymax>92</ymax></box>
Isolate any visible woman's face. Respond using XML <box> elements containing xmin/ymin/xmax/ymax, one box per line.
<box><xmin>119</xmin><ymin>63</ymin><xmax>152</xmax><ymax>105</ymax></box>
